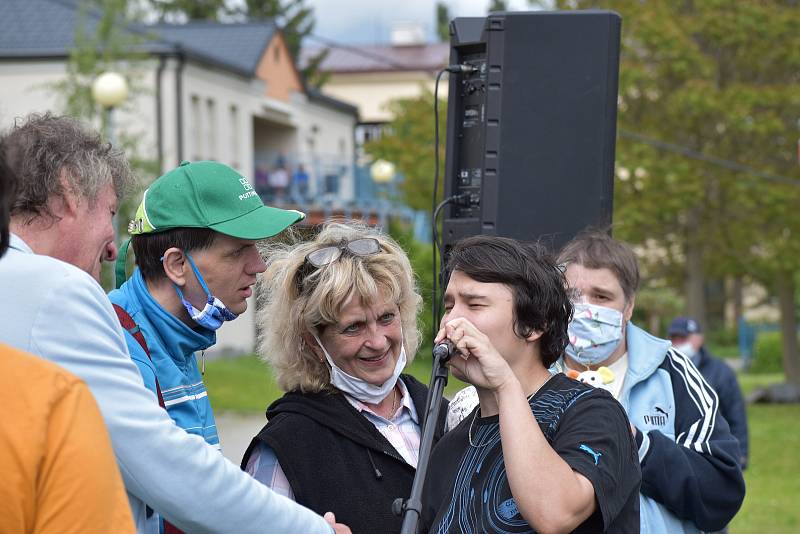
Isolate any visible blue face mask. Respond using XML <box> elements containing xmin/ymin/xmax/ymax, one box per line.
<box><xmin>565</xmin><ymin>302</ymin><xmax>624</xmax><ymax>367</ymax></box>
<box><xmin>173</xmin><ymin>252</ymin><xmax>238</xmax><ymax>330</ymax></box>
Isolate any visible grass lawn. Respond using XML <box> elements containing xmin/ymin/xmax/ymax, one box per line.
<box><xmin>204</xmin><ymin>354</ymin><xmax>469</xmax><ymax>412</ymax></box>
<box><xmin>728</xmin><ymin>373</ymin><xmax>800</xmax><ymax>533</ymax></box>
<box><xmin>205</xmin><ymin>358</ymin><xmax>799</xmax><ymax>531</ymax></box>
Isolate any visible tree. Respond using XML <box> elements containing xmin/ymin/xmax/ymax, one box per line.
<box><xmin>547</xmin><ymin>1</ymin><xmax>800</xmax><ymax>382</ymax></box>
<box><xmin>52</xmin><ymin>0</ymin><xmax>159</xmax><ymax>290</ymax></box>
<box><xmin>363</xmin><ymin>90</ymin><xmax>447</xmax><ymax>213</ymax></box>
<box><xmin>148</xmin><ymin>0</ymin><xmax>225</xmax><ymax>21</ymax></box>
<box><xmin>54</xmin><ymin>0</ymin><xmax>146</xmax><ymax>119</ymax></box>
<box><xmin>146</xmin><ymin>0</ymin><xmax>327</xmax><ymax>87</ymax></box>
<box><xmin>436</xmin><ymin>2</ymin><xmax>451</xmax><ymax>42</ymax></box>
<box><xmin>241</xmin><ymin>0</ymin><xmax>327</xmax><ymax>87</ymax></box>
<box><xmin>488</xmin><ymin>0</ymin><xmax>508</xmax><ymax>12</ymax></box>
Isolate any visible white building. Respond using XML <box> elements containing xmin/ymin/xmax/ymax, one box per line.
<box><xmin>0</xmin><ymin>0</ymin><xmax>359</xmax><ymax>355</ymax></box>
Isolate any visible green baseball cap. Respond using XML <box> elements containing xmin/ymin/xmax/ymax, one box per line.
<box><xmin>115</xmin><ymin>160</ymin><xmax>304</xmax><ymax>287</ymax></box>
<box><xmin>129</xmin><ymin>160</ymin><xmax>304</xmax><ymax>238</ymax></box>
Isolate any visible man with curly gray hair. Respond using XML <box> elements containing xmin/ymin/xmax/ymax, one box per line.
<box><xmin>242</xmin><ymin>222</ymin><xmax>448</xmax><ymax>534</ymax></box>
<box><xmin>0</xmin><ymin>114</ymin><xmax>349</xmax><ymax>534</ymax></box>
<box><xmin>5</xmin><ymin>112</ymin><xmax>135</xmax><ymax>281</ymax></box>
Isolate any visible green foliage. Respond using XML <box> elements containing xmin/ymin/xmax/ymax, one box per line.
<box><xmin>205</xmin><ymin>354</ymin><xmax>468</xmax><ymax>412</ymax></box>
<box><xmin>601</xmin><ymin>0</ymin><xmax>800</xmax><ymax>277</ymax></box>
<box><xmin>706</xmin><ymin>327</ymin><xmax>739</xmax><ymax>349</ymax></box>
<box><xmin>148</xmin><ymin>0</ymin><xmax>326</xmax><ymax>87</ymax></box>
<box><xmin>436</xmin><ymin>2</ymin><xmax>451</xmax><ymax>42</ymax></box>
<box><xmin>752</xmin><ymin>331</ymin><xmax>794</xmax><ymax>374</ymax></box>
<box><xmin>204</xmin><ymin>355</ymin><xmax>282</xmax><ymax>412</ymax></box>
<box><xmin>630</xmin><ymin>284</ymin><xmax>684</xmax><ymax>332</ymax></box>
<box><xmin>705</xmin><ymin>325</ymin><xmax>741</xmax><ymax>359</ymax></box>
<box><xmin>600</xmin><ymin>3</ymin><xmax>799</xmax><ymax>256</ymax></box>
<box><xmin>488</xmin><ymin>0</ymin><xmax>508</xmax><ymax>12</ymax></box>
<box><xmin>690</xmin><ymin>374</ymin><xmax>800</xmax><ymax>531</ymax></box>
<box><xmin>50</xmin><ymin>0</ymin><xmax>157</xmax><ymax>290</ymax></box>
<box><xmin>731</xmin><ymin>403</ymin><xmax>800</xmax><ymax>532</ymax></box>
<box><xmin>148</xmin><ymin>0</ymin><xmax>226</xmax><ymax>20</ymax></box>
<box><xmin>241</xmin><ymin>0</ymin><xmax>326</xmax><ymax>87</ymax></box>
<box><xmin>387</xmin><ymin>220</ymin><xmax>437</xmax><ymax>359</ymax></box>
<box><xmin>549</xmin><ymin>0</ymin><xmax>800</xmax><ymax>377</ymax></box>
<box><xmin>51</xmin><ymin>0</ymin><xmax>147</xmax><ymax>120</ymax></box>
<box><xmin>365</xmin><ymin>90</ymin><xmax>447</xmax><ymax>212</ymax></box>
<box><xmin>243</xmin><ymin>0</ymin><xmax>308</xmax><ymax>56</ymax></box>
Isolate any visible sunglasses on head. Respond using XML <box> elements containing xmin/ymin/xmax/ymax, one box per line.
<box><xmin>304</xmin><ymin>237</ymin><xmax>382</xmax><ymax>268</ymax></box>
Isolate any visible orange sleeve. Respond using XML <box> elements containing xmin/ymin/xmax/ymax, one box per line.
<box><xmin>34</xmin><ymin>376</ymin><xmax>135</xmax><ymax>534</ymax></box>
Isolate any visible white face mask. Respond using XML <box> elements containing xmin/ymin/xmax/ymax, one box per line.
<box><xmin>313</xmin><ymin>332</ymin><xmax>407</xmax><ymax>405</ymax></box>
<box><xmin>565</xmin><ymin>302</ymin><xmax>624</xmax><ymax>366</ymax></box>
<box><xmin>674</xmin><ymin>341</ymin><xmax>697</xmax><ymax>360</ymax></box>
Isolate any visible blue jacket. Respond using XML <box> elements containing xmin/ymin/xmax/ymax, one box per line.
<box><xmin>615</xmin><ymin>323</ymin><xmax>745</xmax><ymax>533</ymax></box>
<box><xmin>109</xmin><ymin>269</ymin><xmax>219</xmax><ymax>448</ymax></box>
<box><xmin>693</xmin><ymin>347</ymin><xmax>749</xmax><ymax>468</ymax></box>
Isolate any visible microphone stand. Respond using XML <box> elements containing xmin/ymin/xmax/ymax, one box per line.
<box><xmin>394</xmin><ymin>349</ymin><xmax>451</xmax><ymax>534</ymax></box>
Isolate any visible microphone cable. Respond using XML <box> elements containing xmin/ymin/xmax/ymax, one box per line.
<box><xmin>431</xmin><ymin>64</ymin><xmax>477</xmax><ymax>348</ymax></box>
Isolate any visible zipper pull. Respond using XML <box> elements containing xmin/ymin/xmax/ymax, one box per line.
<box><xmin>201</xmin><ymin>351</ymin><xmax>206</xmax><ymax>376</ymax></box>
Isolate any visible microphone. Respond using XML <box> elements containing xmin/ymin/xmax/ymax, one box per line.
<box><xmin>432</xmin><ymin>339</ymin><xmax>457</xmax><ymax>362</ymax></box>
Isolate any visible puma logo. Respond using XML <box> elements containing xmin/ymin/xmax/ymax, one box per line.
<box><xmin>645</xmin><ymin>406</ymin><xmax>669</xmax><ymax>426</ymax></box>
<box><xmin>579</xmin><ymin>444</ymin><xmax>602</xmax><ymax>465</ymax></box>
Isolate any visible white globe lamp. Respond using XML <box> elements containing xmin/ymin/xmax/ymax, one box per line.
<box><xmin>370</xmin><ymin>159</ymin><xmax>396</xmax><ymax>184</ymax></box>
<box><xmin>92</xmin><ymin>72</ymin><xmax>128</xmax><ymax>108</ymax></box>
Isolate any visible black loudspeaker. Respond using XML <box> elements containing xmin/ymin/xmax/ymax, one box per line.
<box><xmin>442</xmin><ymin>11</ymin><xmax>621</xmax><ymax>252</ymax></box>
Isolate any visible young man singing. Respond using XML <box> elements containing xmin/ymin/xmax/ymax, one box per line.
<box><xmin>422</xmin><ymin>236</ymin><xmax>641</xmax><ymax>533</ymax></box>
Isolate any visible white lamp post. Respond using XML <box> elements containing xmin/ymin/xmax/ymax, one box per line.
<box><xmin>370</xmin><ymin>159</ymin><xmax>396</xmax><ymax>227</ymax></box>
<box><xmin>92</xmin><ymin>71</ymin><xmax>128</xmax><ymax>269</ymax></box>
<box><xmin>92</xmin><ymin>72</ymin><xmax>128</xmax><ymax>108</ymax></box>
<box><xmin>92</xmin><ymin>71</ymin><xmax>128</xmax><ymax>147</ymax></box>
<box><xmin>370</xmin><ymin>159</ymin><xmax>396</xmax><ymax>184</ymax></box>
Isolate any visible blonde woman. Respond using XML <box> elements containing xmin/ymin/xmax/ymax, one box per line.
<box><xmin>242</xmin><ymin>222</ymin><xmax>447</xmax><ymax>533</ymax></box>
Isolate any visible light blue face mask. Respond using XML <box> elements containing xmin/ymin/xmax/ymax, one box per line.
<box><xmin>565</xmin><ymin>302</ymin><xmax>624</xmax><ymax>367</ymax></box>
<box><xmin>173</xmin><ymin>252</ymin><xmax>238</xmax><ymax>330</ymax></box>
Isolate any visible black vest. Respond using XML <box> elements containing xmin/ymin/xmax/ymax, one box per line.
<box><xmin>241</xmin><ymin>375</ymin><xmax>447</xmax><ymax>534</ymax></box>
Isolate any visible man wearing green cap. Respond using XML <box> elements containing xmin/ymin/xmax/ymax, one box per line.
<box><xmin>110</xmin><ymin>160</ymin><xmax>304</xmax><ymax>453</ymax></box>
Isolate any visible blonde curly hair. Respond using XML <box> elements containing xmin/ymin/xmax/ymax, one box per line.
<box><xmin>256</xmin><ymin>222</ymin><xmax>422</xmax><ymax>393</ymax></box>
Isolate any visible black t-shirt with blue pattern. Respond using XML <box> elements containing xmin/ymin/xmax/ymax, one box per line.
<box><xmin>421</xmin><ymin>373</ymin><xmax>641</xmax><ymax>533</ymax></box>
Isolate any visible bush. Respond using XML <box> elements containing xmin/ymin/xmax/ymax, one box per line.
<box><xmin>751</xmin><ymin>331</ymin><xmax>785</xmax><ymax>374</ymax></box>
<box><xmin>707</xmin><ymin>327</ymin><xmax>739</xmax><ymax>349</ymax></box>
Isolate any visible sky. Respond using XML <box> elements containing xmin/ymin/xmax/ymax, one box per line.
<box><xmin>307</xmin><ymin>0</ymin><xmax>534</xmax><ymax>45</ymax></box>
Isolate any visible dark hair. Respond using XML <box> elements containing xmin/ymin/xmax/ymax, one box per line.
<box><xmin>557</xmin><ymin>231</ymin><xmax>640</xmax><ymax>302</ymax></box>
<box><xmin>0</xmin><ymin>143</ymin><xmax>16</xmax><ymax>257</ymax></box>
<box><xmin>131</xmin><ymin>228</ymin><xmax>218</xmax><ymax>281</ymax></box>
<box><xmin>445</xmin><ymin>235</ymin><xmax>573</xmax><ymax>367</ymax></box>
<box><xmin>2</xmin><ymin>113</ymin><xmax>136</xmax><ymax>222</ymax></box>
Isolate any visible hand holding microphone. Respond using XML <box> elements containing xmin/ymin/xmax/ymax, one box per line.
<box><xmin>436</xmin><ymin>318</ymin><xmax>515</xmax><ymax>392</ymax></box>
<box><xmin>432</xmin><ymin>339</ymin><xmax>458</xmax><ymax>362</ymax></box>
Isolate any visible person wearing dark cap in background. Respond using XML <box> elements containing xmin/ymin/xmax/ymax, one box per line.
<box><xmin>668</xmin><ymin>316</ymin><xmax>749</xmax><ymax>471</ymax></box>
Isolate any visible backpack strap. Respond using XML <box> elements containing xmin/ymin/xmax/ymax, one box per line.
<box><xmin>112</xmin><ymin>304</ymin><xmax>167</xmax><ymax>409</ymax></box>
<box><xmin>112</xmin><ymin>304</ymin><xmax>185</xmax><ymax>534</ymax></box>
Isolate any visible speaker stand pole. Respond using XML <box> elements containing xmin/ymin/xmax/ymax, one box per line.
<box><xmin>394</xmin><ymin>353</ymin><xmax>450</xmax><ymax>534</ymax></box>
